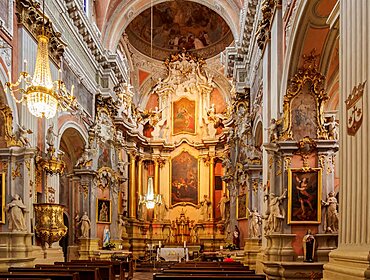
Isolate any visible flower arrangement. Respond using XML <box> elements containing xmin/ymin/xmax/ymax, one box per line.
<box><xmin>103</xmin><ymin>242</ymin><xmax>116</xmax><ymax>250</ymax></box>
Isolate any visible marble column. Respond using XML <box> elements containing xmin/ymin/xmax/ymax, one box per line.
<box><xmin>137</xmin><ymin>158</ymin><xmax>143</xmax><ymax>198</ymax></box>
<box><xmin>323</xmin><ymin>1</ymin><xmax>370</xmax><ymax>279</ymax></box>
<box><xmin>129</xmin><ymin>152</ymin><xmax>137</xmax><ymax>219</ymax></box>
<box><xmin>209</xmin><ymin>157</ymin><xmax>215</xmax><ymax>220</ymax></box>
<box><xmin>154</xmin><ymin>158</ymin><xmax>159</xmax><ymax>195</ymax></box>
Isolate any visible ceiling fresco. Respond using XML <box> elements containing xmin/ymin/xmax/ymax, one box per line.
<box><xmin>126</xmin><ymin>1</ymin><xmax>233</xmax><ymax>60</ymax></box>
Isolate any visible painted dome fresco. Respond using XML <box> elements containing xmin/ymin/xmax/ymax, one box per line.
<box><xmin>126</xmin><ymin>1</ymin><xmax>234</xmax><ymax>60</ymax></box>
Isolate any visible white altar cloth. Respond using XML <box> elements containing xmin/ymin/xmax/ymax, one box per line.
<box><xmin>157</xmin><ymin>247</ymin><xmax>189</xmax><ymax>261</ymax></box>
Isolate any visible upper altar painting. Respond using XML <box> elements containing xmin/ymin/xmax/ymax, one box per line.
<box><xmin>126</xmin><ymin>1</ymin><xmax>233</xmax><ymax>60</ymax></box>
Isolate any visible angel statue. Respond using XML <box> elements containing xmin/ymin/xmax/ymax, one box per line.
<box><xmin>75</xmin><ymin>147</ymin><xmax>93</xmax><ymax>168</ymax></box>
<box><xmin>15</xmin><ymin>124</ymin><xmax>33</xmax><ymax>147</ymax></box>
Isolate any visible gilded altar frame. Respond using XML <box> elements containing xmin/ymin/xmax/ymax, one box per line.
<box><xmin>287</xmin><ymin>167</ymin><xmax>322</xmax><ymax>224</ymax></box>
<box><xmin>96</xmin><ymin>198</ymin><xmax>112</xmax><ymax>224</ymax></box>
<box><xmin>280</xmin><ymin>53</ymin><xmax>329</xmax><ymax>141</ymax></box>
<box><xmin>0</xmin><ymin>173</ymin><xmax>5</xmax><ymax>224</ymax></box>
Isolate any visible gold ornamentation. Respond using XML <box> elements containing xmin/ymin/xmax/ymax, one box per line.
<box><xmin>25</xmin><ymin>160</ymin><xmax>31</xmax><ymax>177</ymax></box>
<box><xmin>256</xmin><ymin>0</ymin><xmax>276</xmax><ymax>50</ymax></box>
<box><xmin>0</xmin><ymin>161</ymin><xmax>9</xmax><ymax>172</ymax></box>
<box><xmin>284</xmin><ymin>156</ymin><xmax>292</xmax><ymax>171</ymax></box>
<box><xmin>80</xmin><ymin>183</ymin><xmax>89</xmax><ymax>200</ymax></box>
<box><xmin>33</xmin><ymin>203</ymin><xmax>67</xmax><ymax>247</ymax></box>
<box><xmin>0</xmin><ymin>103</ymin><xmax>20</xmax><ymax>147</ymax></box>
<box><xmin>276</xmin><ymin>159</ymin><xmax>282</xmax><ymax>176</ymax></box>
<box><xmin>252</xmin><ymin>179</ymin><xmax>259</xmax><ymax>193</ymax></box>
<box><xmin>96</xmin><ymin>167</ymin><xmax>118</xmax><ymax>190</ymax></box>
<box><xmin>295</xmin><ymin>137</ymin><xmax>317</xmax><ymax>168</ymax></box>
<box><xmin>319</xmin><ymin>155</ymin><xmax>326</xmax><ymax>170</ymax></box>
<box><xmin>35</xmin><ymin>150</ymin><xmax>65</xmax><ymax>175</ymax></box>
<box><xmin>346</xmin><ymin>81</ymin><xmax>366</xmax><ymax>136</ymax></box>
<box><xmin>280</xmin><ymin>50</ymin><xmax>328</xmax><ymax>141</ymax></box>
<box><xmin>11</xmin><ymin>162</ymin><xmax>22</xmax><ymax>180</ymax></box>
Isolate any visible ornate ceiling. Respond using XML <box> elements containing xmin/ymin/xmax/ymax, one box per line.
<box><xmin>125</xmin><ymin>1</ymin><xmax>234</xmax><ymax>60</ymax></box>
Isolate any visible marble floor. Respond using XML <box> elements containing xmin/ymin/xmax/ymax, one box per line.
<box><xmin>132</xmin><ymin>272</ymin><xmax>153</xmax><ymax>280</ymax></box>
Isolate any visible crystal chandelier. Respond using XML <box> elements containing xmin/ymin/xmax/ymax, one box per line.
<box><xmin>144</xmin><ymin>177</ymin><xmax>159</xmax><ymax>209</ymax></box>
<box><xmin>5</xmin><ymin>2</ymin><xmax>76</xmax><ymax>119</ymax></box>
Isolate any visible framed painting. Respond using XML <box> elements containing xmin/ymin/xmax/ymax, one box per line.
<box><xmin>172</xmin><ymin>98</ymin><xmax>196</xmax><ymax>135</ymax></box>
<box><xmin>287</xmin><ymin>168</ymin><xmax>322</xmax><ymax>224</ymax></box>
<box><xmin>0</xmin><ymin>173</ymin><xmax>4</xmax><ymax>224</ymax></box>
<box><xmin>96</xmin><ymin>199</ymin><xmax>111</xmax><ymax>224</ymax></box>
<box><xmin>237</xmin><ymin>194</ymin><xmax>248</xmax><ymax>220</ymax></box>
<box><xmin>170</xmin><ymin>151</ymin><xmax>198</xmax><ymax>206</ymax></box>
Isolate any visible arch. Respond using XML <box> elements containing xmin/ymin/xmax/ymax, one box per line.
<box><xmin>56</xmin><ymin>121</ymin><xmax>89</xmax><ymax>153</ymax></box>
<box><xmin>253</xmin><ymin>118</ymin><xmax>263</xmax><ymax>148</ymax></box>
<box><xmin>102</xmin><ymin>0</ymin><xmax>240</xmax><ymax>52</ymax></box>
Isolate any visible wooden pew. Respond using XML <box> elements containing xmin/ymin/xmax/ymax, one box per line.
<box><xmin>71</xmin><ymin>259</ymin><xmax>133</xmax><ymax>280</ymax></box>
<box><xmin>160</xmin><ymin>269</ymin><xmax>255</xmax><ymax>274</ymax></box>
<box><xmin>53</xmin><ymin>262</ymin><xmax>115</xmax><ymax>280</ymax></box>
<box><xmin>153</xmin><ymin>273</ymin><xmax>266</xmax><ymax>280</ymax></box>
<box><xmin>0</xmin><ymin>271</ymin><xmax>79</xmax><ymax>280</ymax></box>
<box><xmin>9</xmin><ymin>266</ymin><xmax>100</xmax><ymax>280</ymax></box>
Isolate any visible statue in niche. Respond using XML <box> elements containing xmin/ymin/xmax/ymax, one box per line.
<box><xmin>15</xmin><ymin>124</ymin><xmax>33</xmax><ymax>147</ymax></box>
<box><xmin>247</xmin><ymin>208</ymin><xmax>262</xmax><ymax>238</ymax></box>
<box><xmin>302</xmin><ymin>229</ymin><xmax>315</xmax><ymax>262</ymax></box>
<box><xmin>321</xmin><ymin>191</ymin><xmax>339</xmax><ymax>233</ymax></box>
<box><xmin>6</xmin><ymin>194</ymin><xmax>27</xmax><ymax>232</ymax></box>
<box><xmin>217</xmin><ymin>193</ymin><xmax>229</xmax><ymax>221</ymax></box>
<box><xmin>75</xmin><ymin>147</ymin><xmax>93</xmax><ymax>168</ymax></box>
<box><xmin>169</xmin><ymin>221</ymin><xmax>176</xmax><ymax>243</ymax></box>
<box><xmin>80</xmin><ymin>211</ymin><xmax>91</xmax><ymax>238</ymax></box>
<box><xmin>198</xmin><ymin>195</ymin><xmax>211</xmax><ymax>221</ymax></box>
<box><xmin>154</xmin><ymin>195</ymin><xmax>168</xmax><ymax>222</ymax></box>
<box><xmin>103</xmin><ymin>226</ymin><xmax>111</xmax><ymax>248</ymax></box>
<box><xmin>46</xmin><ymin>123</ymin><xmax>58</xmax><ymax>148</ymax></box>
<box><xmin>264</xmin><ymin>189</ymin><xmax>287</xmax><ymax>234</ymax></box>
<box><xmin>265</xmin><ymin>118</ymin><xmax>279</xmax><ymax>142</ymax></box>
<box><xmin>324</xmin><ymin>115</ymin><xmax>339</xmax><ymax>140</ymax></box>
<box><xmin>117</xmin><ymin>214</ymin><xmax>127</xmax><ymax>239</ymax></box>
<box><xmin>137</xmin><ymin>195</ymin><xmax>147</xmax><ymax>221</ymax></box>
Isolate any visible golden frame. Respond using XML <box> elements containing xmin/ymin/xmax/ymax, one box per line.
<box><xmin>169</xmin><ymin>151</ymin><xmax>200</xmax><ymax>207</ymax></box>
<box><xmin>96</xmin><ymin>198</ymin><xmax>112</xmax><ymax>224</ymax></box>
<box><xmin>171</xmin><ymin>97</ymin><xmax>197</xmax><ymax>136</ymax></box>
<box><xmin>0</xmin><ymin>173</ymin><xmax>5</xmax><ymax>224</ymax></box>
<box><xmin>287</xmin><ymin>167</ymin><xmax>322</xmax><ymax>224</ymax></box>
<box><xmin>237</xmin><ymin>193</ymin><xmax>248</xmax><ymax>220</ymax></box>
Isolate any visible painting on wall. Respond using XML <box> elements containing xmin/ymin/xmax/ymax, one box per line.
<box><xmin>98</xmin><ymin>143</ymin><xmax>112</xmax><ymax>168</ymax></box>
<box><xmin>172</xmin><ymin>98</ymin><xmax>196</xmax><ymax>135</ymax></box>
<box><xmin>287</xmin><ymin>168</ymin><xmax>322</xmax><ymax>224</ymax></box>
<box><xmin>291</xmin><ymin>91</ymin><xmax>318</xmax><ymax>141</ymax></box>
<box><xmin>171</xmin><ymin>151</ymin><xmax>198</xmax><ymax>206</ymax></box>
<box><xmin>237</xmin><ymin>194</ymin><xmax>248</xmax><ymax>220</ymax></box>
<box><xmin>96</xmin><ymin>199</ymin><xmax>111</xmax><ymax>224</ymax></box>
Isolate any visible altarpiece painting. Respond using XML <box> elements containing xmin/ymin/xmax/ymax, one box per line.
<box><xmin>96</xmin><ymin>198</ymin><xmax>111</xmax><ymax>224</ymax></box>
<box><xmin>172</xmin><ymin>98</ymin><xmax>196</xmax><ymax>135</ymax></box>
<box><xmin>287</xmin><ymin>168</ymin><xmax>322</xmax><ymax>224</ymax></box>
<box><xmin>171</xmin><ymin>151</ymin><xmax>198</xmax><ymax>205</ymax></box>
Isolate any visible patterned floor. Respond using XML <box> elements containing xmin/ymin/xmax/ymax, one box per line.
<box><xmin>133</xmin><ymin>272</ymin><xmax>153</xmax><ymax>280</ymax></box>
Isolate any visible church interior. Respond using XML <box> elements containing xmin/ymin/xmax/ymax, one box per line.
<box><xmin>0</xmin><ymin>0</ymin><xmax>368</xmax><ymax>279</ymax></box>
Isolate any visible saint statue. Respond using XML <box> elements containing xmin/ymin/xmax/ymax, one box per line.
<box><xmin>154</xmin><ymin>195</ymin><xmax>168</xmax><ymax>222</ymax></box>
<box><xmin>103</xmin><ymin>226</ymin><xmax>111</xmax><ymax>248</ymax></box>
<box><xmin>117</xmin><ymin>214</ymin><xmax>126</xmax><ymax>239</ymax></box>
<box><xmin>198</xmin><ymin>195</ymin><xmax>211</xmax><ymax>221</ymax></box>
<box><xmin>217</xmin><ymin>193</ymin><xmax>229</xmax><ymax>221</ymax></box>
<box><xmin>303</xmin><ymin>229</ymin><xmax>315</xmax><ymax>262</ymax></box>
<box><xmin>247</xmin><ymin>208</ymin><xmax>262</xmax><ymax>238</ymax></box>
<box><xmin>6</xmin><ymin>194</ymin><xmax>27</xmax><ymax>232</ymax></box>
<box><xmin>46</xmin><ymin>123</ymin><xmax>58</xmax><ymax>148</ymax></box>
<box><xmin>266</xmin><ymin>189</ymin><xmax>287</xmax><ymax>233</ymax></box>
<box><xmin>80</xmin><ymin>212</ymin><xmax>91</xmax><ymax>238</ymax></box>
<box><xmin>321</xmin><ymin>191</ymin><xmax>339</xmax><ymax>233</ymax></box>
<box><xmin>233</xmin><ymin>225</ymin><xmax>240</xmax><ymax>249</ymax></box>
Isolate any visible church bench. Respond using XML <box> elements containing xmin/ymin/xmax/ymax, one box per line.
<box><xmin>9</xmin><ymin>266</ymin><xmax>101</xmax><ymax>280</ymax></box>
<box><xmin>162</xmin><ymin>268</ymin><xmax>254</xmax><ymax>273</ymax></box>
<box><xmin>0</xmin><ymin>272</ymin><xmax>80</xmax><ymax>280</ymax></box>
<box><xmin>172</xmin><ymin>261</ymin><xmax>245</xmax><ymax>267</ymax></box>
<box><xmin>70</xmin><ymin>259</ymin><xmax>133</xmax><ymax>279</ymax></box>
<box><xmin>53</xmin><ymin>262</ymin><xmax>115</xmax><ymax>280</ymax></box>
<box><xmin>160</xmin><ymin>269</ymin><xmax>255</xmax><ymax>275</ymax></box>
<box><xmin>153</xmin><ymin>273</ymin><xmax>266</xmax><ymax>280</ymax></box>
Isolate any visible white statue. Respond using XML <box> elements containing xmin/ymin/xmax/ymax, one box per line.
<box><xmin>117</xmin><ymin>214</ymin><xmax>126</xmax><ymax>239</ymax></box>
<box><xmin>137</xmin><ymin>195</ymin><xmax>147</xmax><ymax>221</ymax></box>
<box><xmin>217</xmin><ymin>193</ymin><xmax>229</xmax><ymax>221</ymax></box>
<box><xmin>198</xmin><ymin>195</ymin><xmax>211</xmax><ymax>221</ymax></box>
<box><xmin>46</xmin><ymin>123</ymin><xmax>58</xmax><ymax>148</ymax></box>
<box><xmin>15</xmin><ymin>124</ymin><xmax>33</xmax><ymax>147</ymax></box>
<box><xmin>154</xmin><ymin>195</ymin><xmax>168</xmax><ymax>221</ymax></box>
<box><xmin>324</xmin><ymin>116</ymin><xmax>339</xmax><ymax>140</ymax></box>
<box><xmin>265</xmin><ymin>190</ymin><xmax>287</xmax><ymax>234</ymax></box>
<box><xmin>321</xmin><ymin>191</ymin><xmax>339</xmax><ymax>233</ymax></box>
<box><xmin>6</xmin><ymin>194</ymin><xmax>27</xmax><ymax>232</ymax></box>
<box><xmin>247</xmin><ymin>208</ymin><xmax>262</xmax><ymax>238</ymax></box>
<box><xmin>75</xmin><ymin>147</ymin><xmax>92</xmax><ymax>168</ymax></box>
<box><xmin>265</xmin><ymin>118</ymin><xmax>279</xmax><ymax>142</ymax></box>
<box><xmin>80</xmin><ymin>211</ymin><xmax>91</xmax><ymax>238</ymax></box>
<box><xmin>103</xmin><ymin>226</ymin><xmax>111</xmax><ymax>247</ymax></box>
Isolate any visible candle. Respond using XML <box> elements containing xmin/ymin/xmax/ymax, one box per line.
<box><xmin>8</xmin><ymin>71</ymin><xmax>11</xmax><ymax>83</ymax></box>
<box><xmin>184</xmin><ymin>241</ymin><xmax>186</xmax><ymax>248</ymax></box>
<box><xmin>58</xmin><ymin>69</ymin><xmax>62</xmax><ymax>81</ymax></box>
<box><xmin>23</xmin><ymin>59</ymin><xmax>27</xmax><ymax>72</ymax></box>
<box><xmin>220</xmin><ymin>245</ymin><xmax>223</xmax><ymax>250</ymax></box>
<box><xmin>159</xmin><ymin>241</ymin><xmax>161</xmax><ymax>247</ymax></box>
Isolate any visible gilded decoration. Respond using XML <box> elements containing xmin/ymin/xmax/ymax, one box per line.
<box><xmin>280</xmin><ymin>50</ymin><xmax>328</xmax><ymax>141</ymax></box>
<box><xmin>0</xmin><ymin>173</ymin><xmax>5</xmax><ymax>224</ymax></box>
<box><xmin>34</xmin><ymin>203</ymin><xmax>67</xmax><ymax>247</ymax></box>
<box><xmin>95</xmin><ymin>167</ymin><xmax>118</xmax><ymax>191</ymax></box>
<box><xmin>11</xmin><ymin>162</ymin><xmax>22</xmax><ymax>180</ymax></box>
<box><xmin>16</xmin><ymin>0</ymin><xmax>66</xmax><ymax>63</ymax></box>
<box><xmin>295</xmin><ymin>137</ymin><xmax>317</xmax><ymax>168</ymax></box>
<box><xmin>256</xmin><ymin>0</ymin><xmax>276</xmax><ymax>50</ymax></box>
<box><xmin>345</xmin><ymin>81</ymin><xmax>366</xmax><ymax>136</ymax></box>
<box><xmin>0</xmin><ymin>102</ymin><xmax>21</xmax><ymax>147</ymax></box>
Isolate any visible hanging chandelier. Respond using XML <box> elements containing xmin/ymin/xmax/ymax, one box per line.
<box><xmin>5</xmin><ymin>1</ymin><xmax>76</xmax><ymax>119</ymax></box>
<box><xmin>144</xmin><ymin>177</ymin><xmax>159</xmax><ymax>209</ymax></box>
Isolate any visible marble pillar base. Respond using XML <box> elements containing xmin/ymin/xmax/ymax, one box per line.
<box><xmin>265</xmin><ymin>233</ymin><xmax>296</xmax><ymax>262</ymax></box>
<box><xmin>263</xmin><ymin>261</ymin><xmax>324</xmax><ymax>279</ymax></box>
<box><xmin>32</xmin><ymin>246</ymin><xmax>64</xmax><ymax>264</ymax></box>
<box><xmin>0</xmin><ymin>233</ymin><xmax>35</xmax><ymax>271</ymax></box>
<box><xmin>67</xmin><ymin>245</ymin><xmax>79</xmax><ymax>261</ymax></box>
<box><xmin>323</xmin><ymin>248</ymin><xmax>370</xmax><ymax>280</ymax></box>
<box><xmin>315</xmin><ymin>233</ymin><xmax>338</xmax><ymax>262</ymax></box>
<box><xmin>198</xmin><ymin>221</ymin><xmax>225</xmax><ymax>251</ymax></box>
<box><xmin>128</xmin><ymin>219</ymin><xmax>147</xmax><ymax>259</ymax></box>
<box><xmin>78</xmin><ymin>238</ymin><xmax>100</xmax><ymax>260</ymax></box>
<box><xmin>243</xmin><ymin>238</ymin><xmax>262</xmax><ymax>270</ymax></box>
